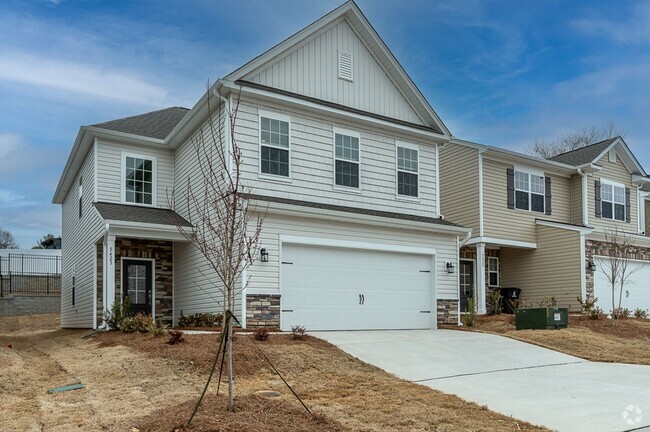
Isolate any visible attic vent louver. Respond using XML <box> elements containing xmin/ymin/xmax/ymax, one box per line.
<box><xmin>338</xmin><ymin>50</ymin><xmax>353</xmax><ymax>81</ymax></box>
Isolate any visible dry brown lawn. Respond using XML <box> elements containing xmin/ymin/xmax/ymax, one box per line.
<box><xmin>0</xmin><ymin>314</ymin><xmax>550</xmax><ymax>432</ymax></box>
<box><xmin>455</xmin><ymin>314</ymin><xmax>650</xmax><ymax>364</ymax></box>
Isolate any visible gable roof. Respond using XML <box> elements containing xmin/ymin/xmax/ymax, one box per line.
<box><xmin>225</xmin><ymin>0</ymin><xmax>449</xmax><ymax>136</ymax></box>
<box><xmin>548</xmin><ymin>138</ymin><xmax>618</xmax><ymax>166</ymax></box>
<box><xmin>549</xmin><ymin>136</ymin><xmax>647</xmax><ymax>176</ymax></box>
<box><xmin>91</xmin><ymin>107</ymin><xmax>189</xmax><ymax>140</ymax></box>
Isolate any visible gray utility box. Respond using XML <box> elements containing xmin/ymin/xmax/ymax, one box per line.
<box><xmin>515</xmin><ymin>307</ymin><xmax>568</xmax><ymax>330</ymax></box>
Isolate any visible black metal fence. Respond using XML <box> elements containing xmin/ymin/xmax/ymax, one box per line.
<box><xmin>0</xmin><ymin>253</ymin><xmax>62</xmax><ymax>297</ymax></box>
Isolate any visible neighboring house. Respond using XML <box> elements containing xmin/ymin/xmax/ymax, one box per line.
<box><xmin>52</xmin><ymin>1</ymin><xmax>470</xmax><ymax>330</ymax></box>
<box><xmin>440</xmin><ymin>137</ymin><xmax>650</xmax><ymax>314</ymax></box>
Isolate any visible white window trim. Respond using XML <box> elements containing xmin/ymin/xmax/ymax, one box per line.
<box><xmin>258</xmin><ymin>109</ymin><xmax>292</xmax><ymax>181</ymax></box>
<box><xmin>487</xmin><ymin>257</ymin><xmax>499</xmax><ymax>287</ymax></box>
<box><xmin>395</xmin><ymin>140</ymin><xmax>420</xmax><ymax>200</ymax></box>
<box><xmin>514</xmin><ymin>169</ymin><xmax>545</xmax><ymax>213</ymax></box>
<box><xmin>600</xmin><ymin>178</ymin><xmax>626</xmax><ymax>222</ymax></box>
<box><xmin>121</xmin><ymin>151</ymin><xmax>157</xmax><ymax>207</ymax></box>
<box><xmin>333</xmin><ymin>127</ymin><xmax>361</xmax><ymax>191</ymax></box>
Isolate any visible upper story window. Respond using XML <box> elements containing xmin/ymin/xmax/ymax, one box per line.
<box><xmin>397</xmin><ymin>143</ymin><xmax>418</xmax><ymax>198</ymax></box>
<box><xmin>334</xmin><ymin>129</ymin><xmax>360</xmax><ymax>189</ymax></box>
<box><xmin>260</xmin><ymin>112</ymin><xmax>290</xmax><ymax>178</ymax></box>
<box><xmin>601</xmin><ymin>180</ymin><xmax>626</xmax><ymax>221</ymax></box>
<box><xmin>123</xmin><ymin>153</ymin><xmax>155</xmax><ymax>205</ymax></box>
<box><xmin>514</xmin><ymin>170</ymin><xmax>545</xmax><ymax>213</ymax></box>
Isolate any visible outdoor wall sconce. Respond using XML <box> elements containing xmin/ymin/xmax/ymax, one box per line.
<box><xmin>587</xmin><ymin>260</ymin><xmax>596</xmax><ymax>272</ymax></box>
<box><xmin>260</xmin><ymin>248</ymin><xmax>269</xmax><ymax>263</ymax></box>
<box><xmin>446</xmin><ymin>261</ymin><xmax>455</xmax><ymax>274</ymax></box>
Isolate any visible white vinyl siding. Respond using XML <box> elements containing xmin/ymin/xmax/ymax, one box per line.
<box><xmin>61</xmin><ymin>143</ymin><xmax>104</xmax><ymax>328</ymax></box>
<box><xmin>96</xmin><ymin>140</ymin><xmax>173</xmax><ymax>207</ymax></box>
<box><xmin>244</xmin><ymin>19</ymin><xmax>425</xmax><ymax>125</ymax></box>
<box><xmin>233</xmin><ymin>95</ymin><xmax>438</xmax><ymax>217</ymax></box>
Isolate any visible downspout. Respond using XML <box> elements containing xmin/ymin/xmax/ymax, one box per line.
<box><xmin>97</xmin><ymin>222</ymin><xmax>110</xmax><ymax>330</ymax></box>
<box><xmin>577</xmin><ymin>169</ymin><xmax>589</xmax><ymax>226</ymax></box>
<box><xmin>478</xmin><ymin>149</ymin><xmax>487</xmax><ymax>237</ymax></box>
<box><xmin>212</xmin><ymin>85</ymin><xmax>231</xmax><ymax>175</ymax></box>
<box><xmin>435</xmin><ymin>143</ymin><xmax>442</xmax><ymax>218</ymax></box>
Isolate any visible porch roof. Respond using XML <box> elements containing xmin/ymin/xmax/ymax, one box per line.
<box><xmin>94</xmin><ymin>202</ymin><xmax>192</xmax><ymax>227</ymax></box>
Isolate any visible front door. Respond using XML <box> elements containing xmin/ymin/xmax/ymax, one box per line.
<box><xmin>459</xmin><ymin>260</ymin><xmax>475</xmax><ymax>312</ymax></box>
<box><xmin>123</xmin><ymin>260</ymin><xmax>153</xmax><ymax>316</ymax></box>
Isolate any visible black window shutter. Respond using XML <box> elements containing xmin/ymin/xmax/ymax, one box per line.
<box><xmin>626</xmin><ymin>187</ymin><xmax>631</xmax><ymax>223</ymax></box>
<box><xmin>594</xmin><ymin>180</ymin><xmax>602</xmax><ymax>218</ymax></box>
<box><xmin>545</xmin><ymin>176</ymin><xmax>552</xmax><ymax>215</ymax></box>
<box><xmin>507</xmin><ymin>168</ymin><xmax>515</xmax><ymax>209</ymax></box>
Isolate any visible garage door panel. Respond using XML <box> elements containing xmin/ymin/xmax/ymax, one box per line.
<box><xmin>281</xmin><ymin>243</ymin><xmax>433</xmax><ymax>331</ymax></box>
<box><xmin>594</xmin><ymin>257</ymin><xmax>650</xmax><ymax>313</ymax></box>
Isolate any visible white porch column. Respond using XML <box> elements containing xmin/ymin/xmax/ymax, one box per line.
<box><xmin>476</xmin><ymin>242</ymin><xmax>487</xmax><ymax>315</ymax></box>
<box><xmin>104</xmin><ymin>234</ymin><xmax>116</xmax><ymax>317</ymax></box>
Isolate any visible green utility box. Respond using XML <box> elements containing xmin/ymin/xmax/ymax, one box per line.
<box><xmin>515</xmin><ymin>307</ymin><xmax>568</xmax><ymax>330</ymax></box>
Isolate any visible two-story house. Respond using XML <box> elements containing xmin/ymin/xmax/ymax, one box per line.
<box><xmin>52</xmin><ymin>1</ymin><xmax>470</xmax><ymax>330</ymax></box>
<box><xmin>440</xmin><ymin>137</ymin><xmax>650</xmax><ymax>314</ymax></box>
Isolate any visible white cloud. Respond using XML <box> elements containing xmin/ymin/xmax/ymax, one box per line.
<box><xmin>572</xmin><ymin>3</ymin><xmax>650</xmax><ymax>44</ymax></box>
<box><xmin>0</xmin><ymin>51</ymin><xmax>169</xmax><ymax>106</ymax></box>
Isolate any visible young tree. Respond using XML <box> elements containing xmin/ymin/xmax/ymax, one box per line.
<box><xmin>596</xmin><ymin>229</ymin><xmax>643</xmax><ymax>326</ymax></box>
<box><xmin>529</xmin><ymin>121</ymin><xmax>623</xmax><ymax>158</ymax></box>
<box><xmin>169</xmin><ymin>84</ymin><xmax>263</xmax><ymax>412</ymax></box>
<box><xmin>0</xmin><ymin>229</ymin><xmax>18</xmax><ymax>249</ymax></box>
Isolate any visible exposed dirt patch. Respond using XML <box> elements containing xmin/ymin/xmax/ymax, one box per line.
<box><xmin>453</xmin><ymin>314</ymin><xmax>650</xmax><ymax>364</ymax></box>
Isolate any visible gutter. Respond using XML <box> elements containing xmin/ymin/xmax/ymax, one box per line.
<box><xmin>97</xmin><ymin>222</ymin><xmax>110</xmax><ymax>331</ymax></box>
<box><xmin>577</xmin><ymin>168</ymin><xmax>589</xmax><ymax>226</ymax></box>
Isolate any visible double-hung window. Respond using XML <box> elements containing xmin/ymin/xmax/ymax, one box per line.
<box><xmin>515</xmin><ymin>170</ymin><xmax>545</xmax><ymax>213</ymax></box>
<box><xmin>334</xmin><ymin>129</ymin><xmax>360</xmax><ymax>189</ymax></box>
<box><xmin>397</xmin><ymin>144</ymin><xmax>418</xmax><ymax>198</ymax></box>
<box><xmin>601</xmin><ymin>181</ymin><xmax>625</xmax><ymax>221</ymax></box>
<box><xmin>260</xmin><ymin>113</ymin><xmax>290</xmax><ymax>178</ymax></box>
<box><xmin>124</xmin><ymin>154</ymin><xmax>155</xmax><ymax>205</ymax></box>
<box><xmin>488</xmin><ymin>257</ymin><xmax>499</xmax><ymax>287</ymax></box>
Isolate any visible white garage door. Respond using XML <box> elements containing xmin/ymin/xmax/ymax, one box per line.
<box><xmin>594</xmin><ymin>257</ymin><xmax>650</xmax><ymax>313</ymax></box>
<box><xmin>281</xmin><ymin>243</ymin><xmax>434</xmax><ymax>331</ymax></box>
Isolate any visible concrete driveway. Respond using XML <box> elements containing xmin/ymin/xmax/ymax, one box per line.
<box><xmin>312</xmin><ymin>330</ymin><xmax>650</xmax><ymax>432</ymax></box>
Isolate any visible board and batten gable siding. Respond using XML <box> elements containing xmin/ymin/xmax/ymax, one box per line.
<box><xmin>233</xmin><ymin>95</ymin><xmax>438</xmax><ymax>217</ymax></box>
<box><xmin>438</xmin><ymin>144</ymin><xmax>480</xmax><ymax>233</ymax></box>
<box><xmin>500</xmin><ymin>225</ymin><xmax>582</xmax><ymax>311</ymax></box>
<box><xmin>95</xmin><ymin>139</ymin><xmax>175</xmax><ymax>207</ymax></box>
<box><xmin>587</xmin><ymin>153</ymin><xmax>639</xmax><ymax>232</ymax></box>
<box><xmin>482</xmin><ymin>158</ymin><xmax>572</xmax><ymax>244</ymax></box>
<box><xmin>570</xmin><ymin>174</ymin><xmax>583</xmax><ymax>225</ymax></box>
<box><xmin>248</xmin><ymin>213</ymin><xmax>459</xmax><ymax>300</ymax></box>
<box><xmin>61</xmin><ymin>143</ymin><xmax>104</xmax><ymax>328</ymax></box>
<box><xmin>245</xmin><ymin>19</ymin><xmax>425</xmax><ymax>126</ymax></box>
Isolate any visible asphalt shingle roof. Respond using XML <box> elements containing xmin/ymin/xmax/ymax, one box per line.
<box><xmin>90</xmin><ymin>107</ymin><xmax>189</xmax><ymax>140</ymax></box>
<box><xmin>548</xmin><ymin>137</ymin><xmax>618</xmax><ymax>166</ymax></box>
<box><xmin>94</xmin><ymin>202</ymin><xmax>192</xmax><ymax>227</ymax></box>
<box><xmin>242</xmin><ymin>193</ymin><xmax>463</xmax><ymax>227</ymax></box>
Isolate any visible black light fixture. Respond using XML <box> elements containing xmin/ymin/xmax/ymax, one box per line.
<box><xmin>446</xmin><ymin>261</ymin><xmax>455</xmax><ymax>274</ymax></box>
<box><xmin>260</xmin><ymin>248</ymin><xmax>269</xmax><ymax>263</ymax></box>
<box><xmin>587</xmin><ymin>260</ymin><xmax>596</xmax><ymax>272</ymax></box>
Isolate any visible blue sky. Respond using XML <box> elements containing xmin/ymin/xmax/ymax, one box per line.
<box><xmin>1</xmin><ymin>0</ymin><xmax>649</xmax><ymax>248</ymax></box>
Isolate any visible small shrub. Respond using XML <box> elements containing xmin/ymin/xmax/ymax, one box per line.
<box><xmin>588</xmin><ymin>307</ymin><xmax>604</xmax><ymax>320</ymax></box>
<box><xmin>291</xmin><ymin>325</ymin><xmax>307</xmax><ymax>340</ymax></box>
<box><xmin>177</xmin><ymin>312</ymin><xmax>223</xmax><ymax>328</ymax></box>
<box><xmin>253</xmin><ymin>328</ymin><xmax>269</xmax><ymax>341</ymax></box>
<box><xmin>613</xmin><ymin>307</ymin><xmax>630</xmax><ymax>320</ymax></box>
<box><xmin>103</xmin><ymin>297</ymin><xmax>131</xmax><ymax>330</ymax></box>
<box><xmin>577</xmin><ymin>295</ymin><xmax>598</xmax><ymax>314</ymax></box>
<box><xmin>167</xmin><ymin>329</ymin><xmax>185</xmax><ymax>345</ymax></box>
<box><xmin>462</xmin><ymin>298</ymin><xmax>476</xmax><ymax>327</ymax></box>
<box><xmin>119</xmin><ymin>313</ymin><xmax>154</xmax><ymax>333</ymax></box>
<box><xmin>634</xmin><ymin>308</ymin><xmax>648</xmax><ymax>319</ymax></box>
<box><xmin>150</xmin><ymin>320</ymin><xmax>168</xmax><ymax>337</ymax></box>
<box><xmin>486</xmin><ymin>289</ymin><xmax>503</xmax><ymax>315</ymax></box>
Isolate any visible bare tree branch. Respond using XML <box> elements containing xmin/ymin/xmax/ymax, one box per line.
<box><xmin>528</xmin><ymin>121</ymin><xmax>624</xmax><ymax>158</ymax></box>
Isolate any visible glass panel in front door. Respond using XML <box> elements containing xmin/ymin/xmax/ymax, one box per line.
<box><xmin>128</xmin><ymin>264</ymin><xmax>148</xmax><ymax>304</ymax></box>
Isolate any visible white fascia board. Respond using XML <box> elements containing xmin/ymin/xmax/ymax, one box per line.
<box><xmin>465</xmin><ymin>236</ymin><xmax>537</xmax><ymax>249</ymax></box>
<box><xmin>280</xmin><ymin>234</ymin><xmax>436</xmax><ymax>256</ymax></box>
<box><xmin>632</xmin><ymin>174</ymin><xmax>650</xmax><ymax>185</ymax></box>
<box><xmin>105</xmin><ymin>220</ymin><xmax>191</xmax><ymax>242</ymax></box>
<box><xmin>535</xmin><ymin>219</ymin><xmax>594</xmax><ymax>234</ymax></box>
<box><xmin>252</xmin><ymin>201</ymin><xmax>471</xmax><ymax>236</ymax></box>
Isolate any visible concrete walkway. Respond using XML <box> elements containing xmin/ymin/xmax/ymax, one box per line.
<box><xmin>312</xmin><ymin>330</ymin><xmax>650</xmax><ymax>432</ymax></box>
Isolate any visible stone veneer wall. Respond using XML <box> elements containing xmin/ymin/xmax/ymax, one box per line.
<box><xmin>585</xmin><ymin>239</ymin><xmax>650</xmax><ymax>300</ymax></box>
<box><xmin>437</xmin><ymin>299</ymin><xmax>459</xmax><ymax>325</ymax></box>
<box><xmin>246</xmin><ymin>294</ymin><xmax>280</xmax><ymax>328</ymax></box>
<box><xmin>97</xmin><ymin>238</ymin><xmax>174</xmax><ymax>324</ymax></box>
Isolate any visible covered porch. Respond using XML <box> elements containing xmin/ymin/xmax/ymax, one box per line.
<box><xmin>93</xmin><ymin>202</ymin><xmax>191</xmax><ymax>328</ymax></box>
